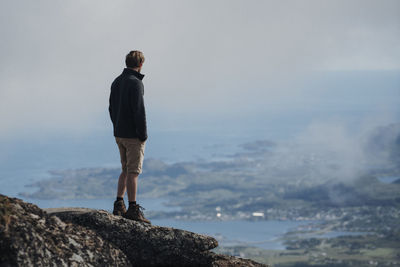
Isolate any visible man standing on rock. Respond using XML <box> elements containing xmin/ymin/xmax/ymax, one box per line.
<box><xmin>109</xmin><ymin>50</ymin><xmax>150</xmax><ymax>224</ymax></box>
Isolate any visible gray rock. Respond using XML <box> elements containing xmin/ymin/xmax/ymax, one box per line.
<box><xmin>1</xmin><ymin>195</ymin><xmax>267</xmax><ymax>266</ymax></box>
<box><xmin>0</xmin><ymin>194</ymin><xmax>130</xmax><ymax>267</ymax></box>
<box><xmin>48</xmin><ymin>208</ymin><xmax>267</xmax><ymax>266</ymax></box>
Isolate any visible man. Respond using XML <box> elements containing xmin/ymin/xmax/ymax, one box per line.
<box><xmin>109</xmin><ymin>50</ymin><xmax>150</xmax><ymax>224</ymax></box>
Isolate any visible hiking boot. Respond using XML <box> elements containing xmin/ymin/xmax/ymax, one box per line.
<box><xmin>123</xmin><ymin>204</ymin><xmax>151</xmax><ymax>224</ymax></box>
<box><xmin>113</xmin><ymin>199</ymin><xmax>126</xmax><ymax>216</ymax></box>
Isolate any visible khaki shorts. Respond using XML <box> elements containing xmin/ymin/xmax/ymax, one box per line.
<box><xmin>115</xmin><ymin>137</ymin><xmax>146</xmax><ymax>174</ymax></box>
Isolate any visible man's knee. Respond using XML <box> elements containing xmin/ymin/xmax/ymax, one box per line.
<box><xmin>127</xmin><ymin>172</ymin><xmax>139</xmax><ymax>179</ymax></box>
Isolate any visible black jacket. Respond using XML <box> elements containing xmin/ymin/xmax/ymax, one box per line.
<box><xmin>109</xmin><ymin>68</ymin><xmax>147</xmax><ymax>141</ymax></box>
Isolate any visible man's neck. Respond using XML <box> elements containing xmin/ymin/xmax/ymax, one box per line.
<box><xmin>129</xmin><ymin>67</ymin><xmax>141</xmax><ymax>73</ymax></box>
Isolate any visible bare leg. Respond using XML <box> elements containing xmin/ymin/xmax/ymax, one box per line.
<box><xmin>126</xmin><ymin>173</ymin><xmax>139</xmax><ymax>202</ymax></box>
<box><xmin>117</xmin><ymin>171</ymin><xmax>127</xmax><ymax>198</ymax></box>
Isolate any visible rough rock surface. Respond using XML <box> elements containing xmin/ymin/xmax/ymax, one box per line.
<box><xmin>48</xmin><ymin>208</ymin><xmax>267</xmax><ymax>266</ymax></box>
<box><xmin>0</xmin><ymin>194</ymin><xmax>129</xmax><ymax>267</ymax></box>
<box><xmin>1</xmin><ymin>195</ymin><xmax>267</xmax><ymax>266</ymax></box>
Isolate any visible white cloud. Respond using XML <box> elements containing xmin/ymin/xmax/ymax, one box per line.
<box><xmin>0</xmin><ymin>0</ymin><xmax>399</xmax><ymax>136</ymax></box>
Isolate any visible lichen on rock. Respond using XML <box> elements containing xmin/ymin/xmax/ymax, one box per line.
<box><xmin>0</xmin><ymin>195</ymin><xmax>267</xmax><ymax>267</ymax></box>
<box><xmin>0</xmin><ymin>195</ymin><xmax>130</xmax><ymax>267</ymax></box>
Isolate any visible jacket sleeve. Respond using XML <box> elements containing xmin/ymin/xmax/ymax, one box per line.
<box><xmin>108</xmin><ymin>82</ymin><xmax>115</xmax><ymax>124</ymax></box>
<box><xmin>131</xmin><ymin>80</ymin><xmax>148</xmax><ymax>142</ymax></box>
<box><xmin>108</xmin><ymin>94</ymin><xmax>113</xmax><ymax>124</ymax></box>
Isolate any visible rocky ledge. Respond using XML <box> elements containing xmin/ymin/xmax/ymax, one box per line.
<box><xmin>0</xmin><ymin>194</ymin><xmax>266</xmax><ymax>266</ymax></box>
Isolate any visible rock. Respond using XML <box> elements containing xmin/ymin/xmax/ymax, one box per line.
<box><xmin>48</xmin><ymin>208</ymin><xmax>266</xmax><ymax>266</ymax></box>
<box><xmin>0</xmin><ymin>194</ymin><xmax>130</xmax><ymax>267</ymax></box>
<box><xmin>1</xmin><ymin>195</ymin><xmax>267</xmax><ymax>266</ymax></box>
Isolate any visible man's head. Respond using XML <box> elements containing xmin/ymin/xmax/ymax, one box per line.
<box><xmin>125</xmin><ymin>50</ymin><xmax>145</xmax><ymax>71</ymax></box>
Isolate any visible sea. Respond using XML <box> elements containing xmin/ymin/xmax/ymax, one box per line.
<box><xmin>0</xmin><ymin>113</ymin><xmax>394</xmax><ymax>250</ymax></box>
<box><xmin>0</xmin><ymin>124</ymin><xmax>314</xmax><ymax>250</ymax></box>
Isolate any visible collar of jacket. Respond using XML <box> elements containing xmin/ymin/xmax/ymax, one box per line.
<box><xmin>123</xmin><ymin>68</ymin><xmax>145</xmax><ymax>80</ymax></box>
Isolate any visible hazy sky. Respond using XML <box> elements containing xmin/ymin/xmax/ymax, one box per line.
<box><xmin>0</xmin><ymin>0</ymin><xmax>399</xmax><ymax>138</ymax></box>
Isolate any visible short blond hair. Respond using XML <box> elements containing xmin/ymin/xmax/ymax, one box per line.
<box><xmin>125</xmin><ymin>50</ymin><xmax>145</xmax><ymax>68</ymax></box>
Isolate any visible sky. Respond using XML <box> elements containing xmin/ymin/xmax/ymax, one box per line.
<box><xmin>0</xmin><ymin>0</ymin><xmax>399</xmax><ymax>139</ymax></box>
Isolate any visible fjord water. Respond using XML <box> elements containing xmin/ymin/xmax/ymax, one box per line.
<box><xmin>1</xmin><ymin>112</ymin><xmax>300</xmax><ymax>199</ymax></box>
<box><xmin>0</xmin><ymin>129</ymin><xmax>258</xmax><ymax>197</ymax></box>
<box><xmin>150</xmin><ymin>219</ymin><xmax>306</xmax><ymax>250</ymax></box>
<box><xmin>0</xmin><ymin>126</ymin><xmax>377</xmax><ymax>250</ymax></box>
<box><xmin>0</xmin><ymin>127</ymin><xmax>305</xmax><ymax>249</ymax></box>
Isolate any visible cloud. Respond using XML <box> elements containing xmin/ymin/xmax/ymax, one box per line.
<box><xmin>0</xmin><ymin>0</ymin><xmax>399</xmax><ymax>136</ymax></box>
<box><xmin>254</xmin><ymin>118</ymin><xmax>399</xmax><ymax>185</ymax></box>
